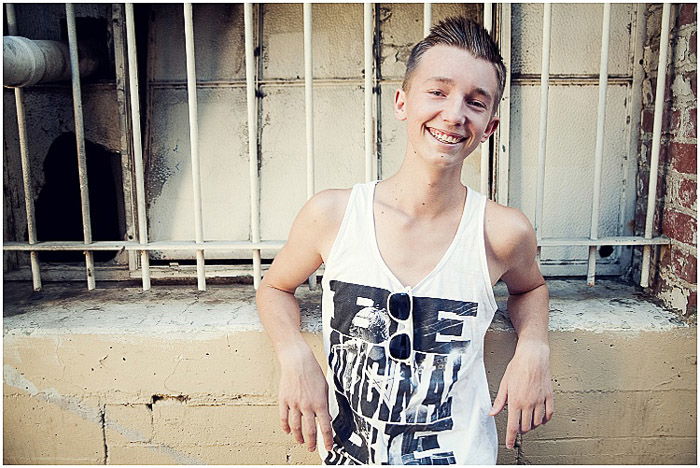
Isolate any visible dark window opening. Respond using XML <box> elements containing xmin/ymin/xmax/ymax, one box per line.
<box><xmin>35</xmin><ymin>133</ymin><xmax>123</xmax><ymax>263</ymax></box>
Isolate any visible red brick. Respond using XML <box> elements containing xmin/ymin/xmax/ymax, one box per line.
<box><xmin>661</xmin><ymin>209</ymin><xmax>697</xmax><ymax>245</ymax></box>
<box><xmin>689</xmin><ymin>107</ymin><xmax>697</xmax><ymax>139</ymax></box>
<box><xmin>670</xmin><ymin>246</ymin><xmax>698</xmax><ymax>284</ymax></box>
<box><xmin>678</xmin><ymin>4</ymin><xmax>697</xmax><ymax>27</ymax></box>
<box><xmin>642</xmin><ymin>108</ymin><xmax>655</xmax><ymax>134</ymax></box>
<box><xmin>668</xmin><ymin>142</ymin><xmax>697</xmax><ymax>174</ymax></box>
<box><xmin>686</xmin><ymin>70</ymin><xmax>697</xmax><ymax>101</ymax></box>
<box><xmin>687</xmin><ymin>290</ymin><xmax>697</xmax><ymax>315</ymax></box>
<box><xmin>669</xmin><ymin>107</ymin><xmax>682</xmax><ymax>136</ymax></box>
<box><xmin>691</xmin><ymin>31</ymin><xmax>697</xmax><ymax>59</ymax></box>
<box><xmin>676</xmin><ymin>177</ymin><xmax>697</xmax><ymax>211</ymax></box>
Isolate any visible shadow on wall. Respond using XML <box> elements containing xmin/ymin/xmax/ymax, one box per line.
<box><xmin>35</xmin><ymin>133</ymin><xmax>122</xmax><ymax>263</ymax></box>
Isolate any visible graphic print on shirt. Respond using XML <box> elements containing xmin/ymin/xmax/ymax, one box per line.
<box><xmin>324</xmin><ymin>280</ymin><xmax>478</xmax><ymax>465</ymax></box>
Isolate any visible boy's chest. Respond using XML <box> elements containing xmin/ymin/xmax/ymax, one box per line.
<box><xmin>373</xmin><ymin>212</ymin><xmax>461</xmax><ymax>288</ymax></box>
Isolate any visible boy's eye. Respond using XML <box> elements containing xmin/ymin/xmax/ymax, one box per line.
<box><xmin>469</xmin><ymin>100</ymin><xmax>486</xmax><ymax>109</ymax></box>
<box><xmin>429</xmin><ymin>90</ymin><xmax>444</xmax><ymax>97</ymax></box>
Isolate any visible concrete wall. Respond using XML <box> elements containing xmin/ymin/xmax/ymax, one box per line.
<box><xmin>632</xmin><ymin>4</ymin><xmax>697</xmax><ymax>318</ymax></box>
<box><xmin>3</xmin><ymin>281</ymin><xmax>696</xmax><ymax>465</ymax></box>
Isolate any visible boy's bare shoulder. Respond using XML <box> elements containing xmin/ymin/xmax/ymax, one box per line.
<box><xmin>484</xmin><ymin>199</ymin><xmax>537</xmax><ymax>264</ymax></box>
<box><xmin>293</xmin><ymin>188</ymin><xmax>352</xmax><ymax>260</ymax></box>
<box><xmin>304</xmin><ymin>188</ymin><xmax>352</xmax><ymax>225</ymax></box>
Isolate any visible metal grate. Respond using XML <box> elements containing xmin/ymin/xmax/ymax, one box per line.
<box><xmin>3</xmin><ymin>3</ymin><xmax>671</xmax><ymax>291</ymax></box>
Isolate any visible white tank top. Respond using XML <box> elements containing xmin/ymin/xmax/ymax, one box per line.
<box><xmin>319</xmin><ymin>181</ymin><xmax>499</xmax><ymax>465</ymax></box>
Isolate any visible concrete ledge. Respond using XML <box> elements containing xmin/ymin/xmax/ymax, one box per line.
<box><xmin>3</xmin><ymin>279</ymin><xmax>696</xmax><ymax>464</ymax></box>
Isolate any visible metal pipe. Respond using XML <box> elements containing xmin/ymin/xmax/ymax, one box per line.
<box><xmin>480</xmin><ymin>3</ymin><xmax>493</xmax><ymax>195</ymax></box>
<box><xmin>303</xmin><ymin>3</ymin><xmax>317</xmax><ymax>290</ymax></box>
<box><xmin>534</xmin><ymin>4</ymin><xmax>552</xmax><ymax>262</ymax></box>
<box><xmin>496</xmin><ymin>3</ymin><xmax>512</xmax><ymax>206</ymax></box>
<box><xmin>6</xmin><ymin>3</ymin><xmax>41</xmax><ymax>291</ymax></box>
<box><xmin>3</xmin><ymin>36</ymin><xmax>100</xmax><ymax>87</ymax></box>
<box><xmin>364</xmin><ymin>3</ymin><xmax>374</xmax><ymax>182</ymax></box>
<box><xmin>423</xmin><ymin>3</ymin><xmax>432</xmax><ymax>37</ymax></box>
<box><xmin>641</xmin><ymin>3</ymin><xmax>671</xmax><ymax>288</ymax></box>
<box><xmin>587</xmin><ymin>3</ymin><xmax>611</xmax><ymax>286</ymax></box>
<box><xmin>183</xmin><ymin>3</ymin><xmax>206</xmax><ymax>291</ymax></box>
<box><xmin>125</xmin><ymin>3</ymin><xmax>151</xmax><ymax>291</ymax></box>
<box><xmin>66</xmin><ymin>3</ymin><xmax>96</xmax><ymax>290</ymax></box>
<box><xmin>244</xmin><ymin>3</ymin><xmax>262</xmax><ymax>289</ymax></box>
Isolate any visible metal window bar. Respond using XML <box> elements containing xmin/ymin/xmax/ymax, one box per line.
<box><xmin>125</xmin><ymin>3</ymin><xmax>151</xmax><ymax>291</ymax></box>
<box><xmin>364</xmin><ymin>3</ymin><xmax>375</xmax><ymax>182</ymax></box>
<box><xmin>481</xmin><ymin>3</ymin><xmax>492</xmax><ymax>196</ymax></box>
<box><xmin>640</xmin><ymin>3</ymin><xmax>672</xmax><ymax>288</ymax></box>
<box><xmin>534</xmin><ymin>4</ymin><xmax>552</xmax><ymax>263</ymax></box>
<box><xmin>183</xmin><ymin>3</ymin><xmax>207</xmax><ymax>291</ymax></box>
<box><xmin>423</xmin><ymin>3</ymin><xmax>431</xmax><ymax>37</ymax></box>
<box><xmin>304</xmin><ymin>3</ymin><xmax>318</xmax><ymax>289</ymax></box>
<box><xmin>244</xmin><ymin>3</ymin><xmax>263</xmax><ymax>289</ymax></box>
<box><xmin>5</xmin><ymin>3</ymin><xmax>41</xmax><ymax>291</ymax></box>
<box><xmin>495</xmin><ymin>3</ymin><xmax>512</xmax><ymax>206</ymax></box>
<box><xmin>2</xmin><ymin>4</ymin><xmax>673</xmax><ymax>289</ymax></box>
<box><xmin>587</xmin><ymin>3</ymin><xmax>612</xmax><ymax>286</ymax></box>
<box><xmin>66</xmin><ymin>3</ymin><xmax>96</xmax><ymax>290</ymax></box>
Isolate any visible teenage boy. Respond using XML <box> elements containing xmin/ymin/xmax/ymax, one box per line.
<box><xmin>256</xmin><ymin>16</ymin><xmax>553</xmax><ymax>465</ymax></box>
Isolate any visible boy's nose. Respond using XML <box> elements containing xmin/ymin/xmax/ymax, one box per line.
<box><xmin>441</xmin><ymin>98</ymin><xmax>467</xmax><ymax>126</ymax></box>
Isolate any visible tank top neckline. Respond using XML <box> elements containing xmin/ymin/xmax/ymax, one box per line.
<box><xmin>368</xmin><ymin>180</ymin><xmax>474</xmax><ymax>292</ymax></box>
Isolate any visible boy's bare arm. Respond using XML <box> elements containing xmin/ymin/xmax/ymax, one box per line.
<box><xmin>485</xmin><ymin>206</ymin><xmax>554</xmax><ymax>450</ymax></box>
<box><xmin>256</xmin><ymin>190</ymin><xmax>347</xmax><ymax>454</ymax></box>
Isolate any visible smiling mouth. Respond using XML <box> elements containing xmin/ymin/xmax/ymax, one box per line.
<box><xmin>427</xmin><ymin>127</ymin><xmax>467</xmax><ymax>145</ymax></box>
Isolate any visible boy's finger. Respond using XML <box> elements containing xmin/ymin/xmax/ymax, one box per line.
<box><xmin>289</xmin><ymin>409</ymin><xmax>304</xmax><ymax>444</ymax></box>
<box><xmin>279</xmin><ymin>403</ymin><xmax>290</xmax><ymax>433</ymax></box>
<box><xmin>318</xmin><ymin>412</ymin><xmax>334</xmax><ymax>451</ymax></box>
<box><xmin>489</xmin><ymin>387</ymin><xmax>507</xmax><ymax>416</ymax></box>
<box><xmin>506</xmin><ymin>408</ymin><xmax>519</xmax><ymax>449</ymax></box>
<box><xmin>302</xmin><ymin>413</ymin><xmax>317</xmax><ymax>451</ymax></box>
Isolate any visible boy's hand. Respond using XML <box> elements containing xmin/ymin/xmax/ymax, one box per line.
<box><xmin>488</xmin><ymin>340</ymin><xmax>554</xmax><ymax>449</ymax></box>
<box><xmin>278</xmin><ymin>346</ymin><xmax>334</xmax><ymax>453</ymax></box>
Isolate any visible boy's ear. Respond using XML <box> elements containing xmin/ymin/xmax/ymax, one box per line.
<box><xmin>480</xmin><ymin>116</ymin><xmax>500</xmax><ymax>143</ymax></box>
<box><xmin>394</xmin><ymin>88</ymin><xmax>407</xmax><ymax>121</ymax></box>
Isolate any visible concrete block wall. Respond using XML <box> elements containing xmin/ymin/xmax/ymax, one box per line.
<box><xmin>3</xmin><ymin>282</ymin><xmax>696</xmax><ymax>464</ymax></box>
<box><xmin>634</xmin><ymin>3</ymin><xmax>697</xmax><ymax>319</ymax></box>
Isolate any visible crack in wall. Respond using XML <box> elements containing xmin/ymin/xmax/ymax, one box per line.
<box><xmin>101</xmin><ymin>406</ymin><xmax>108</xmax><ymax>464</ymax></box>
<box><xmin>4</xmin><ymin>364</ymin><xmax>203</xmax><ymax>465</ymax></box>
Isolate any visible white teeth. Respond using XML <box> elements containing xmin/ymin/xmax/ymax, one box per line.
<box><xmin>429</xmin><ymin>128</ymin><xmax>463</xmax><ymax>144</ymax></box>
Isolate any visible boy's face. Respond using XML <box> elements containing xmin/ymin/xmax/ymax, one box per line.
<box><xmin>394</xmin><ymin>45</ymin><xmax>500</xmax><ymax>169</ymax></box>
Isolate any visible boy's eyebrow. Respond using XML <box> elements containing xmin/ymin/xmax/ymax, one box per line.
<box><xmin>424</xmin><ymin>76</ymin><xmax>493</xmax><ymax>102</ymax></box>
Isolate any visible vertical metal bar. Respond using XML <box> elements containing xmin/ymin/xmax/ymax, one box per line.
<box><xmin>587</xmin><ymin>3</ymin><xmax>611</xmax><ymax>287</ymax></box>
<box><xmin>244</xmin><ymin>3</ymin><xmax>262</xmax><ymax>289</ymax></box>
<box><xmin>6</xmin><ymin>3</ymin><xmax>41</xmax><ymax>291</ymax></box>
<box><xmin>66</xmin><ymin>3</ymin><xmax>96</xmax><ymax>290</ymax></box>
<box><xmin>364</xmin><ymin>3</ymin><xmax>374</xmax><ymax>182</ymax></box>
<box><xmin>183</xmin><ymin>3</ymin><xmax>206</xmax><ymax>291</ymax></box>
<box><xmin>534</xmin><ymin>4</ymin><xmax>552</xmax><ymax>262</ymax></box>
<box><xmin>480</xmin><ymin>3</ymin><xmax>493</xmax><ymax>196</ymax></box>
<box><xmin>619</xmin><ymin>4</ymin><xmax>646</xmax><ymax>277</ymax></box>
<box><xmin>303</xmin><ymin>2</ymin><xmax>317</xmax><ymax>290</ymax></box>
<box><xmin>112</xmin><ymin>4</ymin><xmax>139</xmax><ymax>274</ymax></box>
<box><xmin>641</xmin><ymin>3</ymin><xmax>671</xmax><ymax>288</ymax></box>
<box><xmin>423</xmin><ymin>3</ymin><xmax>432</xmax><ymax>37</ymax></box>
<box><xmin>496</xmin><ymin>3</ymin><xmax>512</xmax><ymax>206</ymax></box>
<box><xmin>125</xmin><ymin>3</ymin><xmax>151</xmax><ymax>291</ymax></box>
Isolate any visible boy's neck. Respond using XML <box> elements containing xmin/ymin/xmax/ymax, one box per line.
<box><xmin>377</xmin><ymin>155</ymin><xmax>467</xmax><ymax>219</ymax></box>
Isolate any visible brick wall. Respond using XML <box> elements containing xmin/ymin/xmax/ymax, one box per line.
<box><xmin>635</xmin><ymin>3</ymin><xmax>697</xmax><ymax>320</ymax></box>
